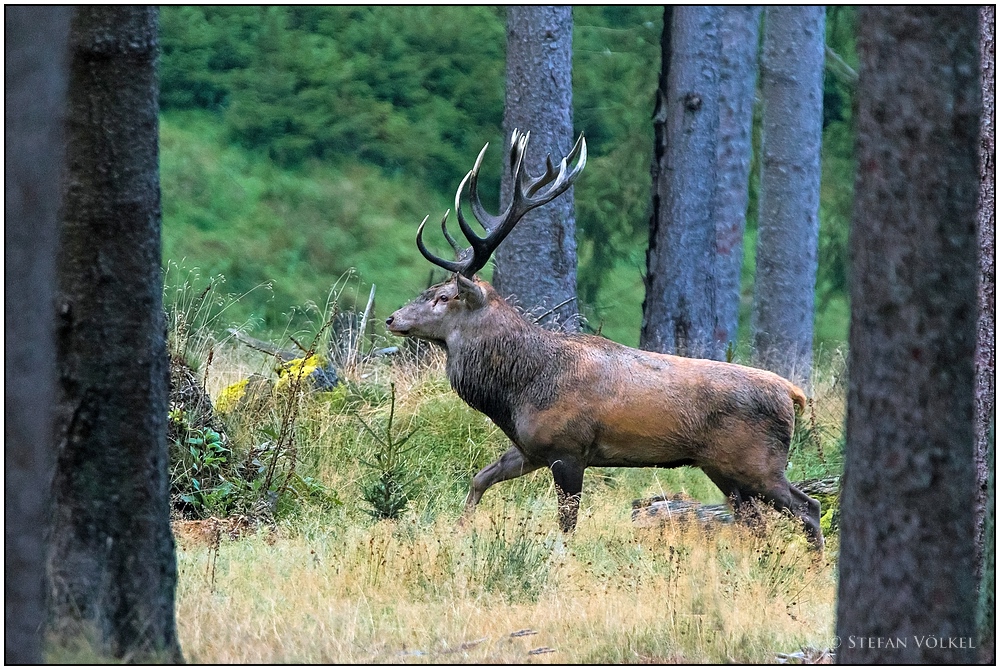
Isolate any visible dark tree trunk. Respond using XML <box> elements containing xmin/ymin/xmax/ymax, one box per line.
<box><xmin>836</xmin><ymin>7</ymin><xmax>980</xmax><ymax>664</ymax></box>
<box><xmin>975</xmin><ymin>2</ymin><xmax>996</xmax><ymax>585</ymax></box>
<box><xmin>751</xmin><ymin>7</ymin><xmax>824</xmax><ymax>385</ymax></box>
<box><xmin>975</xmin><ymin>6</ymin><xmax>995</xmax><ymax>663</ymax></box>
<box><xmin>48</xmin><ymin>7</ymin><xmax>183</xmax><ymax>662</ymax></box>
<box><xmin>4</xmin><ymin>7</ymin><xmax>73</xmax><ymax>664</ymax></box>
<box><xmin>493</xmin><ymin>5</ymin><xmax>578</xmax><ymax>330</ymax></box>
<box><xmin>714</xmin><ymin>6</ymin><xmax>762</xmax><ymax>358</ymax></box>
<box><xmin>640</xmin><ymin>6</ymin><xmax>722</xmax><ymax>358</ymax></box>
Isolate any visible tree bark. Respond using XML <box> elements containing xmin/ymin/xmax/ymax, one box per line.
<box><xmin>640</xmin><ymin>6</ymin><xmax>722</xmax><ymax>358</ymax></box>
<box><xmin>836</xmin><ymin>6</ymin><xmax>980</xmax><ymax>663</ymax></box>
<box><xmin>975</xmin><ymin>6</ymin><xmax>995</xmax><ymax>663</ymax></box>
<box><xmin>5</xmin><ymin>7</ymin><xmax>73</xmax><ymax>664</ymax></box>
<box><xmin>493</xmin><ymin>5</ymin><xmax>578</xmax><ymax>331</ymax></box>
<box><xmin>975</xmin><ymin>2</ymin><xmax>996</xmax><ymax>585</ymax></box>
<box><xmin>713</xmin><ymin>6</ymin><xmax>762</xmax><ymax>358</ymax></box>
<box><xmin>48</xmin><ymin>7</ymin><xmax>183</xmax><ymax>662</ymax></box>
<box><xmin>751</xmin><ymin>7</ymin><xmax>824</xmax><ymax>385</ymax></box>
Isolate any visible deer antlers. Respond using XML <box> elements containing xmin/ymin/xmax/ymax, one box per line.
<box><xmin>416</xmin><ymin>128</ymin><xmax>587</xmax><ymax>279</ymax></box>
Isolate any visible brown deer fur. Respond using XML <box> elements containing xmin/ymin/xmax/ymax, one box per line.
<box><xmin>387</xmin><ymin>274</ymin><xmax>823</xmax><ymax>550</ymax></box>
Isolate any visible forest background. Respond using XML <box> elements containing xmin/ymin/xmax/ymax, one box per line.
<box><xmin>159</xmin><ymin>5</ymin><xmax>856</xmax><ymax>349</ymax></box>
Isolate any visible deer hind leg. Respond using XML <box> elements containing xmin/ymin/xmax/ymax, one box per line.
<box><xmin>788</xmin><ymin>483</ymin><xmax>823</xmax><ymax>551</ymax></box>
<box><xmin>550</xmin><ymin>457</ymin><xmax>585</xmax><ymax>533</ymax></box>
<box><xmin>749</xmin><ymin>478</ymin><xmax>824</xmax><ymax>553</ymax></box>
<box><xmin>460</xmin><ymin>445</ymin><xmax>543</xmax><ymax>525</ymax></box>
<box><xmin>702</xmin><ymin>467</ymin><xmax>764</xmax><ymax>528</ymax></box>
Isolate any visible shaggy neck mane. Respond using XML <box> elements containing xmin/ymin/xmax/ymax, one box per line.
<box><xmin>445</xmin><ymin>296</ymin><xmax>562</xmax><ymax>437</ymax></box>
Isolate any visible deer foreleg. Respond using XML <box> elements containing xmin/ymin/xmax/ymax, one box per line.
<box><xmin>550</xmin><ymin>458</ymin><xmax>585</xmax><ymax>533</ymax></box>
<box><xmin>460</xmin><ymin>445</ymin><xmax>543</xmax><ymax>524</ymax></box>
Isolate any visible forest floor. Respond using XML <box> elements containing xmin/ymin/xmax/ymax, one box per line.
<box><xmin>173</xmin><ymin>505</ymin><xmax>838</xmax><ymax>664</ymax></box>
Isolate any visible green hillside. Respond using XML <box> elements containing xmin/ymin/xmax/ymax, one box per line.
<box><xmin>159</xmin><ymin>6</ymin><xmax>855</xmax><ymax>351</ymax></box>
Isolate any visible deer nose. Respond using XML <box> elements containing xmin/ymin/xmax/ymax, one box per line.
<box><xmin>385</xmin><ymin>316</ymin><xmax>394</xmax><ymax>327</ymax></box>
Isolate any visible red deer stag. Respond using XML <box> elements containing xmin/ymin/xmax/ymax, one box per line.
<box><xmin>386</xmin><ymin>130</ymin><xmax>823</xmax><ymax>550</ymax></box>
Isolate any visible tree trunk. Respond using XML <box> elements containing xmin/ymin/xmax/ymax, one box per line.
<box><xmin>713</xmin><ymin>6</ymin><xmax>762</xmax><ymax>358</ymax></box>
<box><xmin>48</xmin><ymin>7</ymin><xmax>183</xmax><ymax>662</ymax></box>
<box><xmin>4</xmin><ymin>7</ymin><xmax>73</xmax><ymax>664</ymax></box>
<box><xmin>640</xmin><ymin>6</ymin><xmax>722</xmax><ymax>358</ymax></box>
<box><xmin>750</xmin><ymin>7</ymin><xmax>824</xmax><ymax>385</ymax></box>
<box><xmin>836</xmin><ymin>7</ymin><xmax>980</xmax><ymax>663</ymax></box>
<box><xmin>493</xmin><ymin>5</ymin><xmax>578</xmax><ymax>331</ymax></box>
<box><xmin>975</xmin><ymin>2</ymin><xmax>996</xmax><ymax>585</ymax></box>
<box><xmin>975</xmin><ymin>6</ymin><xmax>995</xmax><ymax>663</ymax></box>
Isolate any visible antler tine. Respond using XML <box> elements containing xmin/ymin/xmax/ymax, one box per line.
<box><xmin>521</xmin><ymin>133</ymin><xmax>587</xmax><ymax>205</ymax></box>
<box><xmin>416</xmin><ymin>213</ymin><xmax>464</xmax><ymax>275</ymax></box>
<box><xmin>461</xmin><ymin>143</ymin><xmax>506</xmax><ymax>238</ymax></box>
<box><xmin>440</xmin><ymin>208</ymin><xmax>463</xmax><ymax>255</ymax></box>
<box><xmin>523</xmin><ymin>154</ymin><xmax>559</xmax><ymax>198</ymax></box>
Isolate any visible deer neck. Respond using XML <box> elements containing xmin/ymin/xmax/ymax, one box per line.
<box><xmin>444</xmin><ymin>306</ymin><xmax>557</xmax><ymax>437</ymax></box>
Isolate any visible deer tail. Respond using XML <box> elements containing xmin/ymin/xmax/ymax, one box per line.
<box><xmin>788</xmin><ymin>383</ymin><xmax>808</xmax><ymax>416</ymax></box>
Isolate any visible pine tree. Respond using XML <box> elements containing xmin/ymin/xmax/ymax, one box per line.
<box><xmin>48</xmin><ymin>7</ymin><xmax>183</xmax><ymax>661</ymax></box>
<box><xmin>492</xmin><ymin>6</ymin><xmax>579</xmax><ymax>330</ymax></box>
<box><xmin>836</xmin><ymin>7</ymin><xmax>980</xmax><ymax>663</ymax></box>
<box><xmin>751</xmin><ymin>7</ymin><xmax>825</xmax><ymax>384</ymax></box>
<box><xmin>640</xmin><ymin>6</ymin><xmax>723</xmax><ymax>357</ymax></box>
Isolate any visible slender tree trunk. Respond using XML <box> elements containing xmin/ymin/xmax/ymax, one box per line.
<box><xmin>5</xmin><ymin>7</ymin><xmax>73</xmax><ymax>664</ymax></box>
<box><xmin>714</xmin><ymin>6</ymin><xmax>762</xmax><ymax>358</ymax></box>
<box><xmin>836</xmin><ymin>7</ymin><xmax>980</xmax><ymax>663</ymax></box>
<box><xmin>640</xmin><ymin>6</ymin><xmax>722</xmax><ymax>358</ymax></box>
<box><xmin>975</xmin><ymin>6</ymin><xmax>995</xmax><ymax>663</ymax></box>
<box><xmin>751</xmin><ymin>7</ymin><xmax>824</xmax><ymax>385</ymax></box>
<box><xmin>975</xmin><ymin>2</ymin><xmax>995</xmax><ymax>583</ymax></box>
<box><xmin>48</xmin><ymin>7</ymin><xmax>183</xmax><ymax>662</ymax></box>
<box><xmin>493</xmin><ymin>5</ymin><xmax>578</xmax><ymax>330</ymax></box>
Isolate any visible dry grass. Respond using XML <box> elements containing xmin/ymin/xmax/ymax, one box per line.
<box><xmin>175</xmin><ymin>475</ymin><xmax>837</xmax><ymax>663</ymax></box>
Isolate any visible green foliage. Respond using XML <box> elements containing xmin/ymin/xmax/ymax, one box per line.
<box><xmin>165</xmin><ymin>270</ymin><xmax>344</xmax><ymax>520</ymax></box>
<box><xmin>168</xmin><ymin>408</ymin><xmax>233</xmax><ymax>517</ymax></box>
<box><xmin>159</xmin><ymin>5</ymin><xmax>855</xmax><ymax>351</ymax></box>
<box><xmin>356</xmin><ymin>384</ymin><xmax>419</xmax><ymax>520</ymax></box>
<box><xmin>161</xmin><ymin>7</ymin><xmax>506</xmax><ymax>191</ymax></box>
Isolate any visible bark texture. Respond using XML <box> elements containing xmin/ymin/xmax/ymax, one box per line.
<box><xmin>640</xmin><ymin>6</ymin><xmax>722</xmax><ymax>358</ymax></box>
<box><xmin>713</xmin><ymin>6</ymin><xmax>762</xmax><ymax>358</ymax></box>
<box><xmin>836</xmin><ymin>7</ymin><xmax>980</xmax><ymax>663</ymax></box>
<box><xmin>493</xmin><ymin>6</ymin><xmax>578</xmax><ymax>330</ymax></box>
<box><xmin>975</xmin><ymin>2</ymin><xmax>996</xmax><ymax>586</ymax></box>
<box><xmin>975</xmin><ymin>6</ymin><xmax>995</xmax><ymax>663</ymax></box>
<box><xmin>751</xmin><ymin>7</ymin><xmax>824</xmax><ymax>385</ymax></box>
<box><xmin>48</xmin><ymin>7</ymin><xmax>183</xmax><ymax>662</ymax></box>
<box><xmin>5</xmin><ymin>7</ymin><xmax>73</xmax><ymax>664</ymax></box>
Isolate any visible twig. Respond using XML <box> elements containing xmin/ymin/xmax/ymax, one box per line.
<box><xmin>348</xmin><ymin>284</ymin><xmax>376</xmax><ymax>369</ymax></box>
<box><xmin>825</xmin><ymin>45</ymin><xmax>858</xmax><ymax>85</ymax></box>
<box><xmin>531</xmin><ymin>297</ymin><xmax>576</xmax><ymax>325</ymax></box>
<box><xmin>227</xmin><ymin>328</ymin><xmax>299</xmax><ymax>361</ymax></box>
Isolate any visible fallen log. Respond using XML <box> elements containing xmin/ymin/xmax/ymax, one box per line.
<box><xmin>632</xmin><ymin>477</ymin><xmax>840</xmax><ymax>528</ymax></box>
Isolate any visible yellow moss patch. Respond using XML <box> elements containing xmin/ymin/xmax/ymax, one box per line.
<box><xmin>215</xmin><ymin>378</ymin><xmax>250</xmax><ymax>414</ymax></box>
<box><xmin>275</xmin><ymin>355</ymin><xmax>324</xmax><ymax>394</ymax></box>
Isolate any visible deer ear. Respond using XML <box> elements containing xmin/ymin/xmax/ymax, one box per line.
<box><xmin>455</xmin><ymin>274</ymin><xmax>487</xmax><ymax>308</ymax></box>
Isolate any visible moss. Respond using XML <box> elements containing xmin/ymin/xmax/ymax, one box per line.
<box><xmin>215</xmin><ymin>378</ymin><xmax>249</xmax><ymax>414</ymax></box>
